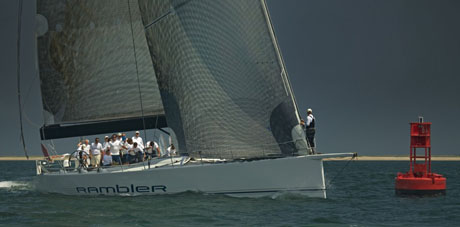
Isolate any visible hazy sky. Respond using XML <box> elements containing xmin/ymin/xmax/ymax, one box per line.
<box><xmin>0</xmin><ymin>0</ymin><xmax>459</xmax><ymax>157</ymax></box>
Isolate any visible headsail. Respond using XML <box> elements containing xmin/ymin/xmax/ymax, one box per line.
<box><xmin>139</xmin><ymin>0</ymin><xmax>307</xmax><ymax>159</ymax></box>
<box><xmin>36</xmin><ymin>0</ymin><xmax>165</xmax><ymax>138</ymax></box>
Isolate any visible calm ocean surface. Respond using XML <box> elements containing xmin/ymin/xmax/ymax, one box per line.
<box><xmin>1</xmin><ymin>160</ymin><xmax>459</xmax><ymax>226</ymax></box>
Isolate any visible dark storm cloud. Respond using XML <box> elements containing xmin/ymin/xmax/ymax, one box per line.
<box><xmin>0</xmin><ymin>0</ymin><xmax>459</xmax><ymax>156</ymax></box>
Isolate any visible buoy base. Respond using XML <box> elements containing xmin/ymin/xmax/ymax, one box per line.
<box><xmin>395</xmin><ymin>172</ymin><xmax>446</xmax><ymax>196</ymax></box>
<box><xmin>395</xmin><ymin>189</ymin><xmax>446</xmax><ymax>196</ymax></box>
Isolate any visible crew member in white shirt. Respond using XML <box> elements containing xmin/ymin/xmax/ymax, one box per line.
<box><xmin>103</xmin><ymin>136</ymin><xmax>110</xmax><ymax>153</ymax></box>
<box><xmin>119</xmin><ymin>134</ymin><xmax>128</xmax><ymax>164</ymax></box>
<box><xmin>80</xmin><ymin>140</ymin><xmax>91</xmax><ymax>155</ymax></box>
<box><xmin>90</xmin><ymin>138</ymin><xmax>103</xmax><ymax>168</ymax></box>
<box><xmin>76</xmin><ymin>139</ymin><xmax>91</xmax><ymax>168</ymax></box>
<box><xmin>102</xmin><ymin>150</ymin><xmax>112</xmax><ymax>166</ymax></box>
<box><xmin>132</xmin><ymin>131</ymin><xmax>144</xmax><ymax>149</ymax></box>
<box><xmin>145</xmin><ymin>141</ymin><xmax>160</xmax><ymax>159</ymax></box>
<box><xmin>75</xmin><ymin>140</ymin><xmax>86</xmax><ymax>168</ymax></box>
<box><xmin>101</xmin><ymin>136</ymin><xmax>110</xmax><ymax>165</ymax></box>
<box><xmin>301</xmin><ymin>108</ymin><xmax>316</xmax><ymax>154</ymax></box>
<box><xmin>167</xmin><ymin>144</ymin><xmax>176</xmax><ymax>157</ymax></box>
<box><xmin>130</xmin><ymin>142</ymin><xmax>144</xmax><ymax>163</ymax></box>
<box><xmin>122</xmin><ymin>138</ymin><xmax>134</xmax><ymax>164</ymax></box>
<box><xmin>109</xmin><ymin>134</ymin><xmax>122</xmax><ymax>164</ymax></box>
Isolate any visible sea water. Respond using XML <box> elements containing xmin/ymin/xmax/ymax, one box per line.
<box><xmin>1</xmin><ymin>160</ymin><xmax>459</xmax><ymax>226</ymax></box>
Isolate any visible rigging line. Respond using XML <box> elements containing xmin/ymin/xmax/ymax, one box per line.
<box><xmin>48</xmin><ymin>141</ymin><xmax>66</xmax><ymax>171</ymax></box>
<box><xmin>16</xmin><ymin>0</ymin><xmax>28</xmax><ymax>160</ymax></box>
<box><xmin>153</xmin><ymin>115</ymin><xmax>159</xmax><ymax>142</ymax></box>
<box><xmin>325</xmin><ymin>153</ymin><xmax>358</xmax><ymax>190</ymax></box>
<box><xmin>127</xmin><ymin>0</ymin><xmax>147</xmax><ymax>169</ymax></box>
<box><xmin>20</xmin><ymin>68</ymin><xmax>39</xmax><ymax>109</ymax></box>
<box><xmin>39</xmin><ymin>65</ymin><xmax>54</xmax><ymax>140</ymax></box>
<box><xmin>151</xmin><ymin>116</ymin><xmax>159</xmax><ymax>157</ymax></box>
<box><xmin>48</xmin><ymin>140</ymin><xmax>57</xmax><ymax>156</ymax></box>
<box><xmin>20</xmin><ymin>73</ymin><xmax>42</xmax><ymax>128</ymax></box>
<box><xmin>144</xmin><ymin>10</ymin><xmax>172</xmax><ymax>29</ymax></box>
<box><xmin>143</xmin><ymin>0</ymin><xmax>193</xmax><ymax>29</ymax></box>
<box><xmin>261</xmin><ymin>0</ymin><xmax>302</xmax><ymax>122</ymax></box>
<box><xmin>22</xmin><ymin>110</ymin><xmax>42</xmax><ymax>128</ymax></box>
<box><xmin>19</xmin><ymin>62</ymin><xmax>42</xmax><ymax>129</ymax></box>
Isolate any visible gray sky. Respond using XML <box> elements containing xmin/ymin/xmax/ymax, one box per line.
<box><xmin>0</xmin><ymin>0</ymin><xmax>459</xmax><ymax>157</ymax></box>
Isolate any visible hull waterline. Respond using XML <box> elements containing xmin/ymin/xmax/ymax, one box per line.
<box><xmin>35</xmin><ymin>153</ymin><xmax>353</xmax><ymax>198</ymax></box>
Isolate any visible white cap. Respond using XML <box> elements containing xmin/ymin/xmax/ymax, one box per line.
<box><xmin>105</xmin><ymin>136</ymin><xmax>109</xmax><ymax>138</ymax></box>
<box><xmin>307</xmin><ymin>108</ymin><xmax>313</xmax><ymax>113</ymax></box>
<box><xmin>117</xmin><ymin>133</ymin><xmax>122</xmax><ymax>136</ymax></box>
<box><xmin>135</xmin><ymin>131</ymin><xmax>140</xmax><ymax>134</ymax></box>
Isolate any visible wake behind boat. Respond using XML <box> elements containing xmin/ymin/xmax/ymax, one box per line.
<box><xmin>30</xmin><ymin>0</ymin><xmax>354</xmax><ymax>198</ymax></box>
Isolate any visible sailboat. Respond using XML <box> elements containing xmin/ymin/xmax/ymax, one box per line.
<box><xmin>33</xmin><ymin>0</ymin><xmax>353</xmax><ymax>198</ymax></box>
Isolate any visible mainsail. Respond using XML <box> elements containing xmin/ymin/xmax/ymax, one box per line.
<box><xmin>36</xmin><ymin>0</ymin><xmax>165</xmax><ymax>138</ymax></box>
<box><xmin>138</xmin><ymin>0</ymin><xmax>307</xmax><ymax>159</ymax></box>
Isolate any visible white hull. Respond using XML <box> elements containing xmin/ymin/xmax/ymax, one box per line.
<box><xmin>35</xmin><ymin>153</ymin><xmax>352</xmax><ymax>198</ymax></box>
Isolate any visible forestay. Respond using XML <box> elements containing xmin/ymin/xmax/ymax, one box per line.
<box><xmin>139</xmin><ymin>0</ymin><xmax>307</xmax><ymax>159</ymax></box>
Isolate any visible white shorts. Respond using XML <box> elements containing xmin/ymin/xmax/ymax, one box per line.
<box><xmin>91</xmin><ymin>154</ymin><xmax>101</xmax><ymax>167</ymax></box>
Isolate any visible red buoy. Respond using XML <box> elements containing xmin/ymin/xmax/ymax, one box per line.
<box><xmin>395</xmin><ymin>117</ymin><xmax>446</xmax><ymax>196</ymax></box>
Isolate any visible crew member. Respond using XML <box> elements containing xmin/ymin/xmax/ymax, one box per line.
<box><xmin>102</xmin><ymin>150</ymin><xmax>112</xmax><ymax>167</ymax></box>
<box><xmin>167</xmin><ymin>144</ymin><xmax>176</xmax><ymax>157</ymax></box>
<box><xmin>121</xmin><ymin>138</ymin><xmax>134</xmax><ymax>164</ymax></box>
<box><xmin>132</xmin><ymin>142</ymin><xmax>144</xmax><ymax>163</ymax></box>
<box><xmin>132</xmin><ymin>131</ymin><xmax>144</xmax><ymax>149</ymax></box>
<box><xmin>76</xmin><ymin>139</ymin><xmax>91</xmax><ymax>168</ymax></box>
<box><xmin>109</xmin><ymin>134</ymin><xmax>122</xmax><ymax>164</ymax></box>
<box><xmin>101</xmin><ymin>136</ymin><xmax>110</xmax><ymax>166</ymax></box>
<box><xmin>305</xmin><ymin>108</ymin><xmax>316</xmax><ymax>154</ymax></box>
<box><xmin>75</xmin><ymin>141</ymin><xmax>84</xmax><ymax>169</ymax></box>
<box><xmin>145</xmin><ymin>141</ymin><xmax>160</xmax><ymax>159</ymax></box>
<box><xmin>90</xmin><ymin>138</ymin><xmax>103</xmax><ymax>168</ymax></box>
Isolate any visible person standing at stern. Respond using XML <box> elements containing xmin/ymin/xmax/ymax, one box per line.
<box><xmin>301</xmin><ymin>108</ymin><xmax>316</xmax><ymax>154</ymax></box>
